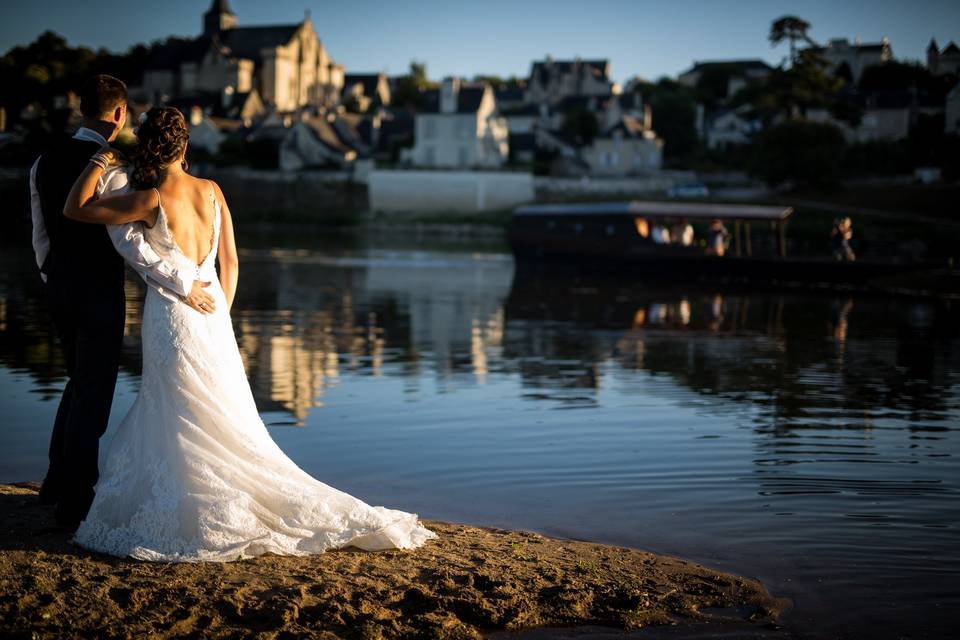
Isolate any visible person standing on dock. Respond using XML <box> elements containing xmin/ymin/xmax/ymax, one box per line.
<box><xmin>706</xmin><ymin>219</ymin><xmax>730</xmax><ymax>257</ymax></box>
<box><xmin>673</xmin><ymin>218</ymin><xmax>695</xmax><ymax>247</ymax></box>
<box><xmin>831</xmin><ymin>217</ymin><xmax>856</xmax><ymax>262</ymax></box>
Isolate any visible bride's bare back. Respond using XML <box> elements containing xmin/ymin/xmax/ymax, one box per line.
<box><xmin>154</xmin><ymin>174</ymin><xmax>217</xmax><ymax>266</ymax></box>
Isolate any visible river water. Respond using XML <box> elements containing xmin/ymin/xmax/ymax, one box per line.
<box><xmin>1</xmin><ymin>229</ymin><xmax>957</xmax><ymax>638</ymax></box>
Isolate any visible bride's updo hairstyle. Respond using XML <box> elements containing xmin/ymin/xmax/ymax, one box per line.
<box><xmin>131</xmin><ymin>107</ymin><xmax>190</xmax><ymax>189</ymax></box>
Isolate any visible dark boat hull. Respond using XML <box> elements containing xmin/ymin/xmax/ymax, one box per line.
<box><xmin>507</xmin><ymin>229</ymin><xmax>953</xmax><ymax>293</ymax></box>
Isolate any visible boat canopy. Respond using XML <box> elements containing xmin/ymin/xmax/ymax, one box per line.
<box><xmin>514</xmin><ymin>201</ymin><xmax>793</xmax><ymax>221</ymax></box>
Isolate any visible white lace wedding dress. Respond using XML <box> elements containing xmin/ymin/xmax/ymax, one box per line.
<box><xmin>73</xmin><ymin>188</ymin><xmax>437</xmax><ymax>562</ymax></box>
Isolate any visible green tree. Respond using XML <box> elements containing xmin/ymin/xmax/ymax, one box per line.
<box><xmin>751</xmin><ymin>120</ymin><xmax>846</xmax><ymax>187</ymax></box>
<box><xmin>392</xmin><ymin>60</ymin><xmax>432</xmax><ymax>108</ymax></box>
<box><xmin>631</xmin><ymin>78</ymin><xmax>699</xmax><ymax>160</ymax></box>
<box><xmin>559</xmin><ymin>106</ymin><xmax>598</xmax><ymax>145</ymax></box>
<box><xmin>735</xmin><ymin>47</ymin><xmax>855</xmax><ymax>125</ymax></box>
<box><xmin>769</xmin><ymin>15</ymin><xmax>814</xmax><ymax>66</ymax></box>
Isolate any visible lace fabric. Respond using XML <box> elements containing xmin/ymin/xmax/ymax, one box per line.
<box><xmin>73</xmin><ymin>190</ymin><xmax>437</xmax><ymax>562</ymax></box>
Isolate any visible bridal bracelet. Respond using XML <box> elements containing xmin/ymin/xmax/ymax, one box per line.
<box><xmin>89</xmin><ymin>152</ymin><xmax>111</xmax><ymax>170</ymax></box>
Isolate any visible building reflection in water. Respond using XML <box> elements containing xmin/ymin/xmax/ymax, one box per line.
<box><xmin>227</xmin><ymin>248</ymin><xmax>512</xmax><ymax>422</ymax></box>
<box><xmin>2</xmin><ymin>240</ymin><xmax>957</xmax><ymax>433</ymax></box>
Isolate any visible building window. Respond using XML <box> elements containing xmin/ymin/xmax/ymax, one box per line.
<box><xmin>424</xmin><ymin>119</ymin><xmax>436</xmax><ymax>139</ymax></box>
<box><xmin>458</xmin><ymin>146</ymin><xmax>469</xmax><ymax>166</ymax></box>
<box><xmin>424</xmin><ymin>146</ymin><xmax>435</xmax><ymax>166</ymax></box>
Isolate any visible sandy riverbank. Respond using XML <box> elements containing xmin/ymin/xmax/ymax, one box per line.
<box><xmin>0</xmin><ymin>483</ymin><xmax>786</xmax><ymax>639</ymax></box>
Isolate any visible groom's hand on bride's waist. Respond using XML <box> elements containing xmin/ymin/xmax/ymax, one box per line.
<box><xmin>183</xmin><ymin>281</ymin><xmax>216</xmax><ymax>314</ymax></box>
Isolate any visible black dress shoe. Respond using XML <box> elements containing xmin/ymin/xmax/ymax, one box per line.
<box><xmin>52</xmin><ymin>515</ymin><xmax>81</xmax><ymax>534</ymax></box>
<box><xmin>38</xmin><ymin>483</ymin><xmax>60</xmax><ymax>506</ymax></box>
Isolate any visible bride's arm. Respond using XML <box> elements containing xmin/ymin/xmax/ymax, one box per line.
<box><xmin>213</xmin><ymin>181</ymin><xmax>239</xmax><ymax>310</ymax></box>
<box><xmin>63</xmin><ymin>154</ymin><xmax>158</xmax><ymax>226</ymax></box>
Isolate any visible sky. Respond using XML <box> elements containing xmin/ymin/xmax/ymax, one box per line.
<box><xmin>1</xmin><ymin>0</ymin><xmax>958</xmax><ymax>84</ymax></box>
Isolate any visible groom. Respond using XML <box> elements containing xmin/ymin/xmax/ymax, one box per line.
<box><xmin>29</xmin><ymin>74</ymin><xmax>216</xmax><ymax>530</ymax></box>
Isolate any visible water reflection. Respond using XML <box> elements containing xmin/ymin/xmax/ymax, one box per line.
<box><xmin>1</xmin><ymin>233</ymin><xmax>958</xmax><ymax>638</ymax></box>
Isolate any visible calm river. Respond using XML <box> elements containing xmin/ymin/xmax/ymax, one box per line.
<box><xmin>1</xmin><ymin>228</ymin><xmax>957</xmax><ymax>638</ymax></box>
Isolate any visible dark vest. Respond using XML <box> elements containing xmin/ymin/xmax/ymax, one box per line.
<box><xmin>35</xmin><ymin>137</ymin><xmax>125</xmax><ymax>289</ymax></box>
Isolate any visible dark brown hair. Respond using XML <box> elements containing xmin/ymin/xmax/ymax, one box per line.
<box><xmin>79</xmin><ymin>74</ymin><xmax>127</xmax><ymax>119</ymax></box>
<box><xmin>131</xmin><ymin>107</ymin><xmax>190</xmax><ymax>190</ymax></box>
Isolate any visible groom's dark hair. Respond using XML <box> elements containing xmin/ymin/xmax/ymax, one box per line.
<box><xmin>79</xmin><ymin>74</ymin><xmax>128</xmax><ymax>119</ymax></box>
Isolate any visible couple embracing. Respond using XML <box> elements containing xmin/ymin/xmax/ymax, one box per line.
<box><xmin>30</xmin><ymin>74</ymin><xmax>435</xmax><ymax>561</ymax></box>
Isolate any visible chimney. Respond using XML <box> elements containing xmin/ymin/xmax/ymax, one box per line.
<box><xmin>440</xmin><ymin>76</ymin><xmax>460</xmax><ymax>114</ymax></box>
<box><xmin>643</xmin><ymin>104</ymin><xmax>652</xmax><ymax>131</ymax></box>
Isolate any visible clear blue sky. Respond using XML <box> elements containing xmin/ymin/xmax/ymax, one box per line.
<box><xmin>2</xmin><ymin>0</ymin><xmax>958</xmax><ymax>83</ymax></box>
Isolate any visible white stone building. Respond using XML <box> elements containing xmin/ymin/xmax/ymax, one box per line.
<box><xmin>927</xmin><ymin>39</ymin><xmax>960</xmax><ymax>77</ymax></box>
<box><xmin>581</xmin><ymin>115</ymin><xmax>663</xmax><ymax>176</ymax></box>
<box><xmin>810</xmin><ymin>37</ymin><xmax>893</xmax><ymax>83</ymax></box>
<box><xmin>525</xmin><ymin>57</ymin><xmax>615</xmax><ymax>105</ymax></box>
<box><xmin>945</xmin><ymin>84</ymin><xmax>960</xmax><ymax>134</ymax></box>
<box><xmin>140</xmin><ymin>0</ymin><xmax>344</xmax><ymax>111</ymax></box>
<box><xmin>696</xmin><ymin>104</ymin><xmax>762</xmax><ymax>149</ymax></box>
<box><xmin>403</xmin><ymin>78</ymin><xmax>509</xmax><ymax>169</ymax></box>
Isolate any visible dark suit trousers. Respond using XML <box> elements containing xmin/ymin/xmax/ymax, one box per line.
<box><xmin>44</xmin><ymin>280</ymin><xmax>125</xmax><ymax>523</ymax></box>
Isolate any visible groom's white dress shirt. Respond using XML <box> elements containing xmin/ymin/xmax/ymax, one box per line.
<box><xmin>29</xmin><ymin>127</ymin><xmax>193</xmax><ymax>301</ymax></box>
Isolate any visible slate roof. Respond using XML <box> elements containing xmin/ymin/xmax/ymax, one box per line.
<box><xmin>681</xmin><ymin>59</ymin><xmax>773</xmax><ymax>76</ymax></box>
<box><xmin>500</xmin><ymin>104</ymin><xmax>542</xmax><ymax>117</ymax></box>
<box><xmin>509</xmin><ymin>131</ymin><xmax>535</xmax><ymax>152</ymax></box>
<box><xmin>418</xmin><ymin>85</ymin><xmax>488</xmax><ymax>114</ymax></box>
<box><xmin>146</xmin><ymin>23</ymin><xmax>300</xmax><ymax>71</ymax></box>
<box><xmin>810</xmin><ymin>42</ymin><xmax>888</xmax><ymax>54</ymax></box>
<box><xmin>944</xmin><ymin>41</ymin><xmax>960</xmax><ymax>55</ymax></box>
<box><xmin>303</xmin><ymin>116</ymin><xmax>354</xmax><ymax>155</ymax></box>
<box><xmin>531</xmin><ymin>59</ymin><xmax>609</xmax><ymax>85</ymax></box>
<box><xmin>221</xmin><ymin>25</ymin><xmax>300</xmax><ymax>62</ymax></box>
<box><xmin>603</xmin><ymin>115</ymin><xmax>646</xmax><ymax>138</ymax></box>
<box><xmin>494</xmin><ymin>85</ymin><xmax>525</xmax><ymax>103</ymax></box>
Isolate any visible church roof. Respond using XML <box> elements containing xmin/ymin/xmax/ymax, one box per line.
<box><xmin>928</xmin><ymin>38</ymin><xmax>939</xmax><ymax>52</ymax></box>
<box><xmin>221</xmin><ymin>25</ymin><xmax>301</xmax><ymax>62</ymax></box>
<box><xmin>944</xmin><ymin>41</ymin><xmax>960</xmax><ymax>55</ymax></box>
<box><xmin>145</xmin><ymin>23</ymin><xmax>302</xmax><ymax>70</ymax></box>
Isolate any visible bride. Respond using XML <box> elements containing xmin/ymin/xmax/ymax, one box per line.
<box><xmin>62</xmin><ymin>107</ymin><xmax>437</xmax><ymax>562</ymax></box>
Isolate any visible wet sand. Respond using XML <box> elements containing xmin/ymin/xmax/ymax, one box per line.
<box><xmin>0</xmin><ymin>483</ymin><xmax>786</xmax><ymax>639</ymax></box>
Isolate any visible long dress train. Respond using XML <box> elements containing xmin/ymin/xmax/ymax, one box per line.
<box><xmin>74</xmin><ymin>188</ymin><xmax>437</xmax><ymax>561</ymax></box>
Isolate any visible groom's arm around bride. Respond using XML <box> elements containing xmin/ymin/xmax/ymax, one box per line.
<box><xmin>27</xmin><ymin>74</ymin><xmax>210</xmax><ymax>529</ymax></box>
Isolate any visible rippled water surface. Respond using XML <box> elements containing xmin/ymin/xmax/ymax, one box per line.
<box><xmin>1</xmin><ymin>229</ymin><xmax>958</xmax><ymax>638</ymax></box>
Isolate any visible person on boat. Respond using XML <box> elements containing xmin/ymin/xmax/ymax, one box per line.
<box><xmin>831</xmin><ymin>217</ymin><xmax>856</xmax><ymax>262</ymax></box>
<box><xmin>706</xmin><ymin>219</ymin><xmax>730</xmax><ymax>256</ymax></box>
<box><xmin>651</xmin><ymin>223</ymin><xmax>671</xmax><ymax>244</ymax></box>
<box><xmin>673</xmin><ymin>218</ymin><xmax>694</xmax><ymax>247</ymax></box>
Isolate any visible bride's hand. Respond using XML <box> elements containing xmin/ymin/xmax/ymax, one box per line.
<box><xmin>93</xmin><ymin>146</ymin><xmax>126</xmax><ymax>167</ymax></box>
<box><xmin>184</xmin><ymin>280</ymin><xmax>216</xmax><ymax>315</ymax></box>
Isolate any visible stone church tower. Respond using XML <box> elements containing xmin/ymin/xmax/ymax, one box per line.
<box><xmin>204</xmin><ymin>0</ymin><xmax>238</xmax><ymax>35</ymax></box>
